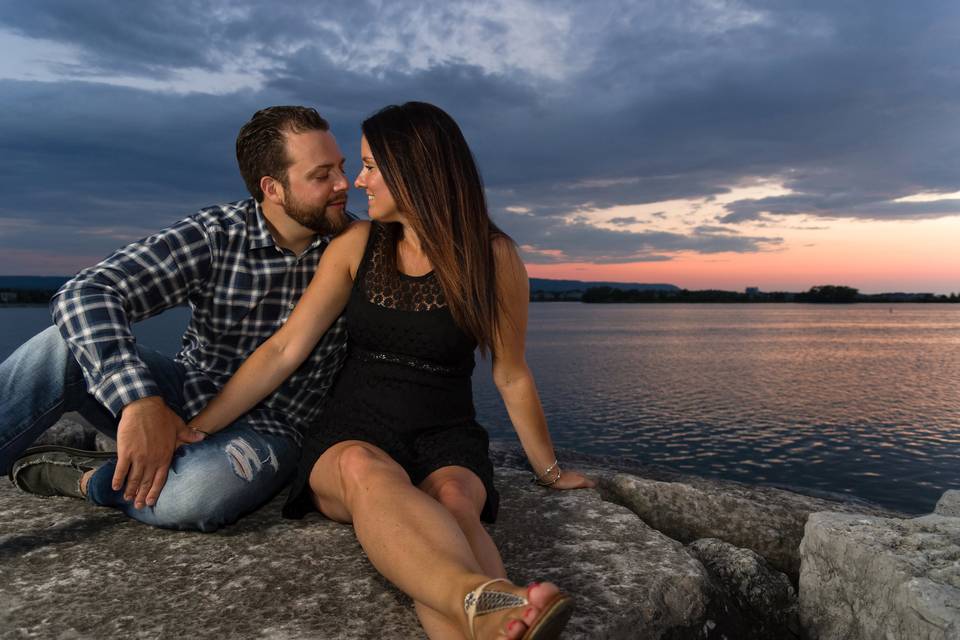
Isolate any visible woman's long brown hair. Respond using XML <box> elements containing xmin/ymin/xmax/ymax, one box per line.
<box><xmin>362</xmin><ymin>102</ymin><xmax>509</xmax><ymax>357</ymax></box>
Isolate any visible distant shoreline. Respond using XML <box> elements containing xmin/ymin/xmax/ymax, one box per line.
<box><xmin>2</xmin><ymin>277</ymin><xmax>957</xmax><ymax>307</ymax></box>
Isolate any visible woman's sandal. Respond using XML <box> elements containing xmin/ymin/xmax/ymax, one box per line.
<box><xmin>464</xmin><ymin>578</ymin><xmax>574</xmax><ymax>640</ymax></box>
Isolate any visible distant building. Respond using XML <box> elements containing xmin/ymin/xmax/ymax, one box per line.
<box><xmin>0</xmin><ymin>292</ymin><xmax>17</xmax><ymax>303</ymax></box>
<box><xmin>745</xmin><ymin>287</ymin><xmax>760</xmax><ymax>296</ymax></box>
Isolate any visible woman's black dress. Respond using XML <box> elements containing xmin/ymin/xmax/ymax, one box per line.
<box><xmin>282</xmin><ymin>221</ymin><xmax>499</xmax><ymax>522</ymax></box>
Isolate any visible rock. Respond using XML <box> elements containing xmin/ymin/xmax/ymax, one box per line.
<box><xmin>935</xmin><ymin>490</ymin><xmax>960</xmax><ymax>517</ymax></box>
<box><xmin>492</xmin><ymin>469</ymin><xmax>723</xmax><ymax>639</ymax></box>
<box><xmin>799</xmin><ymin>511</ymin><xmax>960</xmax><ymax>640</ymax></box>
<box><xmin>32</xmin><ymin>414</ymin><xmax>100</xmax><ymax>450</ymax></box>
<box><xmin>688</xmin><ymin>538</ymin><xmax>800</xmax><ymax>639</ymax></box>
<box><xmin>94</xmin><ymin>431</ymin><xmax>117</xmax><ymax>453</ymax></box>
<box><xmin>0</xmin><ymin>467</ymin><xmax>732</xmax><ymax>639</ymax></box>
<box><xmin>599</xmin><ymin>473</ymin><xmax>899</xmax><ymax>578</ymax></box>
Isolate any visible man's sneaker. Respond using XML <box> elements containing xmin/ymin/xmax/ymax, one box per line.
<box><xmin>9</xmin><ymin>445</ymin><xmax>115</xmax><ymax>499</ymax></box>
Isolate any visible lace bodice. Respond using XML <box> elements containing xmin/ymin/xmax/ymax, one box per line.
<box><xmin>360</xmin><ymin>223</ymin><xmax>446</xmax><ymax>312</ymax></box>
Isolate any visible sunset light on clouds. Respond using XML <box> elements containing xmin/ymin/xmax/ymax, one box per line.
<box><xmin>523</xmin><ymin>180</ymin><xmax>960</xmax><ymax>293</ymax></box>
<box><xmin>0</xmin><ymin>1</ymin><xmax>957</xmax><ymax>293</ymax></box>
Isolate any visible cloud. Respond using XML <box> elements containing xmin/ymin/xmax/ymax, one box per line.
<box><xmin>500</xmin><ymin>211</ymin><xmax>782</xmax><ymax>264</ymax></box>
<box><xmin>0</xmin><ymin>0</ymin><xmax>959</xmax><ymax>272</ymax></box>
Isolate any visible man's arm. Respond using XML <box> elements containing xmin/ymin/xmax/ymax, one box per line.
<box><xmin>51</xmin><ymin>215</ymin><xmax>214</xmax><ymax>508</ymax></box>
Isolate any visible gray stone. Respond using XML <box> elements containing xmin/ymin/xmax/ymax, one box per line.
<box><xmin>936</xmin><ymin>490</ymin><xmax>960</xmax><ymax>518</ymax></box>
<box><xmin>0</xmin><ymin>467</ymin><xmax>730</xmax><ymax>639</ymax></box>
<box><xmin>94</xmin><ymin>431</ymin><xmax>117</xmax><ymax>453</ymax></box>
<box><xmin>688</xmin><ymin>538</ymin><xmax>800</xmax><ymax>639</ymax></box>
<box><xmin>799</xmin><ymin>511</ymin><xmax>960</xmax><ymax>640</ymax></box>
<box><xmin>599</xmin><ymin>473</ymin><xmax>899</xmax><ymax>578</ymax></box>
<box><xmin>32</xmin><ymin>414</ymin><xmax>100</xmax><ymax>450</ymax></box>
<box><xmin>492</xmin><ymin>469</ymin><xmax>721</xmax><ymax>639</ymax></box>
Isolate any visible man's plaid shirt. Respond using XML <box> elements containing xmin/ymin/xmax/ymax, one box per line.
<box><xmin>50</xmin><ymin>198</ymin><xmax>348</xmax><ymax>445</ymax></box>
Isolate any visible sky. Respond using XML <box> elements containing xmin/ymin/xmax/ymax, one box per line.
<box><xmin>0</xmin><ymin>0</ymin><xmax>958</xmax><ymax>293</ymax></box>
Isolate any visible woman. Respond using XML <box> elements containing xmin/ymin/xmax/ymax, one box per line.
<box><xmin>189</xmin><ymin>102</ymin><xmax>593</xmax><ymax>640</ymax></box>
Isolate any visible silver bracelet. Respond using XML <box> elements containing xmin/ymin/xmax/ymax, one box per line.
<box><xmin>534</xmin><ymin>459</ymin><xmax>558</xmax><ymax>483</ymax></box>
<box><xmin>536</xmin><ymin>467</ymin><xmax>562</xmax><ymax>487</ymax></box>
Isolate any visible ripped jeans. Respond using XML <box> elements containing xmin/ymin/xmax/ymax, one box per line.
<box><xmin>0</xmin><ymin>326</ymin><xmax>298</xmax><ymax>532</ymax></box>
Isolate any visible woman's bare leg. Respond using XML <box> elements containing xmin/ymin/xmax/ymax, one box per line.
<box><xmin>419</xmin><ymin>466</ymin><xmax>505</xmax><ymax>577</ymax></box>
<box><xmin>415</xmin><ymin>466</ymin><xmax>505</xmax><ymax>638</ymax></box>
<box><xmin>308</xmin><ymin>441</ymin><xmax>560</xmax><ymax>639</ymax></box>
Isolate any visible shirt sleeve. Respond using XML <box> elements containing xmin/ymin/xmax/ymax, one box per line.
<box><xmin>50</xmin><ymin>215</ymin><xmax>214</xmax><ymax>416</ymax></box>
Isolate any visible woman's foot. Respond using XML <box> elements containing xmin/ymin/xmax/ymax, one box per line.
<box><xmin>464</xmin><ymin>579</ymin><xmax>573</xmax><ymax>640</ymax></box>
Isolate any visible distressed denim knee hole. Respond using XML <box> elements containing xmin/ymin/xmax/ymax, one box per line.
<box><xmin>224</xmin><ymin>436</ymin><xmax>278</xmax><ymax>482</ymax></box>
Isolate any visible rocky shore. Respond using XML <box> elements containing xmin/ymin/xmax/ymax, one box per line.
<box><xmin>2</xmin><ymin>418</ymin><xmax>957</xmax><ymax>639</ymax></box>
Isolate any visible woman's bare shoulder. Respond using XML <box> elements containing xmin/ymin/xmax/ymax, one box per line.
<box><xmin>327</xmin><ymin>219</ymin><xmax>370</xmax><ymax>254</ymax></box>
<box><xmin>491</xmin><ymin>235</ymin><xmax>526</xmax><ymax>281</ymax></box>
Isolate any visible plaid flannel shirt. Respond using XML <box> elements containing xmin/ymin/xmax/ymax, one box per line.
<box><xmin>50</xmin><ymin>198</ymin><xmax>348</xmax><ymax>445</ymax></box>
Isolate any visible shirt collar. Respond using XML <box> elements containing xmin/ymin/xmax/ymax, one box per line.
<box><xmin>245</xmin><ymin>200</ymin><xmax>276</xmax><ymax>251</ymax></box>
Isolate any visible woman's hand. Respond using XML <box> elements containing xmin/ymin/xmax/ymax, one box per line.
<box><xmin>545</xmin><ymin>469</ymin><xmax>595</xmax><ymax>490</ymax></box>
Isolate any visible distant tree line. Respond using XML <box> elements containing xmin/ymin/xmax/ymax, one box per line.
<box><xmin>0</xmin><ymin>288</ymin><xmax>60</xmax><ymax>305</ymax></box>
<box><xmin>5</xmin><ymin>284</ymin><xmax>957</xmax><ymax>307</ymax></box>
<box><xmin>579</xmin><ymin>285</ymin><xmax>960</xmax><ymax>304</ymax></box>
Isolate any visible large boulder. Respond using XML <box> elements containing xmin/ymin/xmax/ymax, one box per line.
<box><xmin>688</xmin><ymin>538</ymin><xmax>800</xmax><ymax>639</ymax></box>
<box><xmin>799</xmin><ymin>510</ymin><xmax>960</xmax><ymax>640</ymax></box>
<box><xmin>31</xmin><ymin>413</ymin><xmax>100</xmax><ymax>450</ymax></box>
<box><xmin>599</xmin><ymin>473</ymin><xmax>899</xmax><ymax>578</ymax></box>
<box><xmin>0</xmin><ymin>467</ymin><xmax>729</xmax><ymax>639</ymax></box>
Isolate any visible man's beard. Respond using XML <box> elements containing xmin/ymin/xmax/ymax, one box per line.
<box><xmin>283</xmin><ymin>191</ymin><xmax>349</xmax><ymax>236</ymax></box>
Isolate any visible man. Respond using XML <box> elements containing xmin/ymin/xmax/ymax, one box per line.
<box><xmin>1</xmin><ymin>106</ymin><xmax>351</xmax><ymax>531</ymax></box>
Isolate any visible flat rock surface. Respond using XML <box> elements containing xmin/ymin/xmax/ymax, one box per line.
<box><xmin>936</xmin><ymin>490</ymin><xmax>960</xmax><ymax>517</ymax></box>
<box><xmin>600</xmin><ymin>473</ymin><xmax>900</xmax><ymax>577</ymax></box>
<box><xmin>1</xmin><ymin>467</ymin><xmax>726</xmax><ymax>639</ymax></box>
<box><xmin>799</xmin><ymin>511</ymin><xmax>960</xmax><ymax>640</ymax></box>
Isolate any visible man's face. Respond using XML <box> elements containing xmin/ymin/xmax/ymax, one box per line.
<box><xmin>278</xmin><ymin>129</ymin><xmax>349</xmax><ymax>236</ymax></box>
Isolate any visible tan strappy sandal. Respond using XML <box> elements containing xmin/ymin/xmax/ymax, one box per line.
<box><xmin>463</xmin><ymin>578</ymin><xmax>574</xmax><ymax>640</ymax></box>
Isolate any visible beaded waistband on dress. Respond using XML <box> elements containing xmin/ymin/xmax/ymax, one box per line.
<box><xmin>350</xmin><ymin>345</ymin><xmax>472</xmax><ymax>377</ymax></box>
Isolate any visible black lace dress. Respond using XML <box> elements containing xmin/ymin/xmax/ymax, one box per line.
<box><xmin>282</xmin><ymin>222</ymin><xmax>499</xmax><ymax>522</ymax></box>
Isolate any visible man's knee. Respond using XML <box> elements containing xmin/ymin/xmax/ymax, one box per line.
<box><xmin>146</xmin><ymin>439</ymin><xmax>288</xmax><ymax>532</ymax></box>
<box><xmin>4</xmin><ymin>326</ymin><xmax>72</xmax><ymax>378</ymax></box>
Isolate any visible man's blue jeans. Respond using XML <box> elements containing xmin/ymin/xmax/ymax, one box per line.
<box><xmin>0</xmin><ymin>326</ymin><xmax>298</xmax><ymax>532</ymax></box>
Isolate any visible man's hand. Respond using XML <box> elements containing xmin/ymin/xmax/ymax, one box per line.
<box><xmin>112</xmin><ymin>396</ymin><xmax>204</xmax><ymax>509</ymax></box>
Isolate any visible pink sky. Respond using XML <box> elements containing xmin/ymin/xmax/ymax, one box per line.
<box><xmin>526</xmin><ymin>215</ymin><xmax>960</xmax><ymax>294</ymax></box>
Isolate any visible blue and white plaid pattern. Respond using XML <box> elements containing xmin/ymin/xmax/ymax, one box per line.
<box><xmin>50</xmin><ymin>198</ymin><xmax>348</xmax><ymax>445</ymax></box>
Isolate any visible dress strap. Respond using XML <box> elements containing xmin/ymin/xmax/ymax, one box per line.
<box><xmin>352</xmin><ymin>221</ymin><xmax>385</xmax><ymax>293</ymax></box>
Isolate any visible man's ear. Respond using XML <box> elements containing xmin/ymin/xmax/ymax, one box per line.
<box><xmin>261</xmin><ymin>176</ymin><xmax>284</xmax><ymax>204</ymax></box>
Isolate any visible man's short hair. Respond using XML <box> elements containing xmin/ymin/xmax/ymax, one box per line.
<box><xmin>236</xmin><ymin>106</ymin><xmax>330</xmax><ymax>202</ymax></box>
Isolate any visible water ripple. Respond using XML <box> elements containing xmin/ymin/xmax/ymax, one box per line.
<box><xmin>475</xmin><ymin>303</ymin><xmax>960</xmax><ymax>514</ymax></box>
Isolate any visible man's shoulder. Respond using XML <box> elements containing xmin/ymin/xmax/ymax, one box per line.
<box><xmin>188</xmin><ymin>199</ymin><xmax>256</xmax><ymax>234</ymax></box>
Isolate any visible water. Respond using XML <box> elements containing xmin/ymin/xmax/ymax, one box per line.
<box><xmin>2</xmin><ymin>303</ymin><xmax>958</xmax><ymax>514</ymax></box>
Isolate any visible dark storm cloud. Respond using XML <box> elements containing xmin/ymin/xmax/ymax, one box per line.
<box><xmin>1</xmin><ymin>0</ymin><xmax>958</xmax><ymax>268</ymax></box>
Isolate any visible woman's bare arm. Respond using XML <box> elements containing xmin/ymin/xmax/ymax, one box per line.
<box><xmin>489</xmin><ymin>237</ymin><xmax>594</xmax><ymax>489</ymax></box>
<box><xmin>188</xmin><ymin>222</ymin><xmax>370</xmax><ymax>435</ymax></box>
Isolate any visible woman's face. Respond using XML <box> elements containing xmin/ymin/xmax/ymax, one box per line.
<box><xmin>355</xmin><ymin>135</ymin><xmax>400</xmax><ymax>222</ymax></box>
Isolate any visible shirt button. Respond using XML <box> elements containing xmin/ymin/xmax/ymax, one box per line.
<box><xmin>288</xmin><ymin>302</ymin><xmax>295</xmax><ymax>309</ymax></box>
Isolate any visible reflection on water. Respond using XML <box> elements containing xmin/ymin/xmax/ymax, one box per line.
<box><xmin>473</xmin><ymin>304</ymin><xmax>960</xmax><ymax>514</ymax></box>
<box><xmin>2</xmin><ymin>303</ymin><xmax>958</xmax><ymax>514</ymax></box>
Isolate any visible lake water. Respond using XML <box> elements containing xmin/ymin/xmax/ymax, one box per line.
<box><xmin>2</xmin><ymin>303</ymin><xmax>958</xmax><ymax>514</ymax></box>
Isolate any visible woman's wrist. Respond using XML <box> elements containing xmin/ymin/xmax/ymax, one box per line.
<box><xmin>532</xmin><ymin>458</ymin><xmax>562</xmax><ymax>486</ymax></box>
<box><xmin>187</xmin><ymin>415</ymin><xmax>213</xmax><ymax>436</ymax></box>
